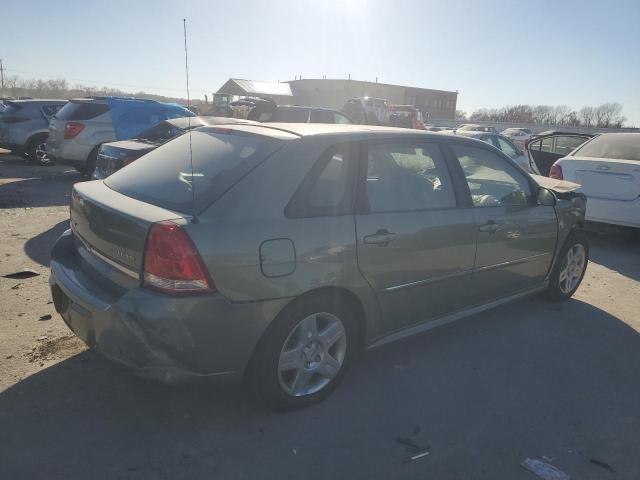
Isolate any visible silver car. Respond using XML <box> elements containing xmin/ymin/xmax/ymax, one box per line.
<box><xmin>0</xmin><ymin>99</ymin><xmax>67</xmax><ymax>165</ymax></box>
<box><xmin>50</xmin><ymin>124</ymin><xmax>588</xmax><ymax>409</ymax></box>
<box><xmin>46</xmin><ymin>97</ymin><xmax>192</xmax><ymax>175</ymax></box>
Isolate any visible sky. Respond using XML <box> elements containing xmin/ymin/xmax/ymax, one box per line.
<box><xmin>2</xmin><ymin>0</ymin><xmax>639</xmax><ymax>124</ymax></box>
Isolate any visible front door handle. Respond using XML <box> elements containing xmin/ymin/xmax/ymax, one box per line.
<box><xmin>363</xmin><ymin>229</ymin><xmax>396</xmax><ymax>246</ymax></box>
<box><xmin>478</xmin><ymin>220</ymin><xmax>500</xmax><ymax>234</ymax></box>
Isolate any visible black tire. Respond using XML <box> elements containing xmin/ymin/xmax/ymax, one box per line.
<box><xmin>77</xmin><ymin>145</ymin><xmax>100</xmax><ymax>176</ymax></box>
<box><xmin>249</xmin><ymin>293</ymin><xmax>358</xmax><ymax>411</ymax></box>
<box><xmin>27</xmin><ymin>135</ymin><xmax>53</xmax><ymax>166</ymax></box>
<box><xmin>546</xmin><ymin>231</ymin><xmax>589</xmax><ymax>301</ymax></box>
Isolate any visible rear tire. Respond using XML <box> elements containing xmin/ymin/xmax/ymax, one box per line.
<box><xmin>250</xmin><ymin>293</ymin><xmax>358</xmax><ymax>410</ymax></box>
<box><xmin>27</xmin><ymin>135</ymin><xmax>53</xmax><ymax>166</ymax></box>
<box><xmin>77</xmin><ymin>145</ymin><xmax>100</xmax><ymax>176</ymax></box>
<box><xmin>546</xmin><ymin>231</ymin><xmax>589</xmax><ymax>301</ymax></box>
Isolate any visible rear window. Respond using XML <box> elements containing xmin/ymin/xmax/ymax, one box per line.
<box><xmin>55</xmin><ymin>101</ymin><xmax>110</xmax><ymax>121</ymax></box>
<box><xmin>105</xmin><ymin>128</ymin><xmax>284</xmax><ymax>214</ymax></box>
<box><xmin>573</xmin><ymin>134</ymin><xmax>640</xmax><ymax>161</ymax></box>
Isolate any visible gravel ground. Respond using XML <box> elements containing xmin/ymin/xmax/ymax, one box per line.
<box><xmin>1</xmin><ymin>149</ymin><xmax>639</xmax><ymax>479</ymax></box>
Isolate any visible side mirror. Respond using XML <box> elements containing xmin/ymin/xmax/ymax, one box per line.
<box><xmin>537</xmin><ymin>186</ymin><xmax>556</xmax><ymax>206</ymax></box>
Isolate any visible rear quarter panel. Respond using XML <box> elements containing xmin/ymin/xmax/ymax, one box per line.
<box><xmin>191</xmin><ymin>136</ymin><xmax>383</xmax><ymax>339</ymax></box>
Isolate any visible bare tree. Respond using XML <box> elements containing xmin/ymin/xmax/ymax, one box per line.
<box><xmin>579</xmin><ymin>106</ymin><xmax>595</xmax><ymax>127</ymax></box>
<box><xmin>455</xmin><ymin>110</ymin><xmax>467</xmax><ymax>121</ymax></box>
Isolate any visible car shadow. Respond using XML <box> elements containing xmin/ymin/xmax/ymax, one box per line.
<box><xmin>584</xmin><ymin>225</ymin><xmax>639</xmax><ymax>281</ymax></box>
<box><xmin>1</xmin><ymin>296</ymin><xmax>639</xmax><ymax>479</ymax></box>
<box><xmin>0</xmin><ymin>164</ymin><xmax>83</xmax><ymax>208</ymax></box>
<box><xmin>23</xmin><ymin>220</ymin><xmax>70</xmax><ymax>267</ymax></box>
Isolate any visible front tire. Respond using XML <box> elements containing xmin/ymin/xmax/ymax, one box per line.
<box><xmin>546</xmin><ymin>231</ymin><xmax>589</xmax><ymax>301</ymax></box>
<box><xmin>250</xmin><ymin>294</ymin><xmax>358</xmax><ymax>410</ymax></box>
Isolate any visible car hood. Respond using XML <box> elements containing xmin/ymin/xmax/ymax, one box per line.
<box><xmin>530</xmin><ymin>174</ymin><xmax>580</xmax><ymax>193</ymax></box>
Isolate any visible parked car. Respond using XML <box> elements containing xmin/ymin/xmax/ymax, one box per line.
<box><xmin>445</xmin><ymin>130</ymin><xmax>530</xmax><ymax>171</ymax></box>
<box><xmin>526</xmin><ymin>131</ymin><xmax>593</xmax><ymax>176</ymax></box>
<box><xmin>46</xmin><ymin>97</ymin><xmax>194</xmax><ymax>175</ymax></box>
<box><xmin>342</xmin><ymin>97</ymin><xmax>390</xmax><ymax>125</ymax></box>
<box><xmin>0</xmin><ymin>99</ymin><xmax>67</xmax><ymax>165</ymax></box>
<box><xmin>93</xmin><ymin>116</ymin><xmax>257</xmax><ymax>179</ymax></box>
<box><xmin>256</xmin><ymin>105</ymin><xmax>353</xmax><ymax>124</ymax></box>
<box><xmin>501</xmin><ymin>127</ymin><xmax>533</xmax><ymax>149</ymax></box>
<box><xmin>50</xmin><ymin>124</ymin><xmax>588</xmax><ymax>409</ymax></box>
<box><xmin>388</xmin><ymin>105</ymin><xmax>426</xmax><ymax>130</ymax></box>
<box><xmin>541</xmin><ymin>132</ymin><xmax>640</xmax><ymax>229</ymax></box>
<box><xmin>457</xmin><ymin>124</ymin><xmax>498</xmax><ymax>133</ymax></box>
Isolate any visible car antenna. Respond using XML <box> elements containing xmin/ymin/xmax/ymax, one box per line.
<box><xmin>183</xmin><ymin>18</ymin><xmax>198</xmax><ymax>224</ymax></box>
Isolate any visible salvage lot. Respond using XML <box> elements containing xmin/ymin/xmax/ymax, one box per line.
<box><xmin>1</xmin><ymin>149</ymin><xmax>639</xmax><ymax>479</ymax></box>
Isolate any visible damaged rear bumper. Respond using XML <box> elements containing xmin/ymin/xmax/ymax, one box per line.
<box><xmin>49</xmin><ymin>230</ymin><xmax>289</xmax><ymax>385</ymax></box>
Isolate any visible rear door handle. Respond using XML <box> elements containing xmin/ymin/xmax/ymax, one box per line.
<box><xmin>363</xmin><ymin>229</ymin><xmax>396</xmax><ymax>246</ymax></box>
<box><xmin>478</xmin><ymin>220</ymin><xmax>500</xmax><ymax>233</ymax></box>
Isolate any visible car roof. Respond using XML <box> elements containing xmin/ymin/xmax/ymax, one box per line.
<box><xmin>6</xmin><ymin>99</ymin><xmax>67</xmax><ymax>104</ymax></box>
<box><xmin>210</xmin><ymin>123</ymin><xmax>497</xmax><ymax>144</ymax></box>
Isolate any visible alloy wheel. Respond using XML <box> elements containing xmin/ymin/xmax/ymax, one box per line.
<box><xmin>559</xmin><ymin>244</ymin><xmax>586</xmax><ymax>294</ymax></box>
<box><xmin>35</xmin><ymin>142</ymin><xmax>51</xmax><ymax>165</ymax></box>
<box><xmin>278</xmin><ymin>312</ymin><xmax>347</xmax><ymax>397</ymax></box>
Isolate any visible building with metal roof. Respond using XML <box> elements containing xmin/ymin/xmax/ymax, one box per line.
<box><xmin>215</xmin><ymin>78</ymin><xmax>458</xmax><ymax>119</ymax></box>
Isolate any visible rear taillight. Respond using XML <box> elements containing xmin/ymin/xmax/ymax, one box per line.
<box><xmin>549</xmin><ymin>162</ymin><xmax>563</xmax><ymax>180</ymax></box>
<box><xmin>142</xmin><ymin>221</ymin><xmax>215</xmax><ymax>295</ymax></box>
<box><xmin>64</xmin><ymin>122</ymin><xmax>85</xmax><ymax>139</ymax></box>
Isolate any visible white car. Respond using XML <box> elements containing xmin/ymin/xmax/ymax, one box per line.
<box><xmin>544</xmin><ymin>133</ymin><xmax>640</xmax><ymax>228</ymax></box>
<box><xmin>501</xmin><ymin>128</ymin><xmax>533</xmax><ymax>149</ymax></box>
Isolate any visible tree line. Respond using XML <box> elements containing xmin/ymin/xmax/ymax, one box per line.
<box><xmin>455</xmin><ymin>103</ymin><xmax>628</xmax><ymax>128</ymax></box>
<box><xmin>0</xmin><ymin>75</ymin><xmax>196</xmax><ymax>106</ymax></box>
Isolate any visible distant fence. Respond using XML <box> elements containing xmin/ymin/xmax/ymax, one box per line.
<box><xmin>430</xmin><ymin>119</ymin><xmax>639</xmax><ymax>135</ymax></box>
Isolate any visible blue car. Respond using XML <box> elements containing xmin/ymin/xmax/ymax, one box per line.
<box><xmin>46</xmin><ymin>96</ymin><xmax>193</xmax><ymax>175</ymax></box>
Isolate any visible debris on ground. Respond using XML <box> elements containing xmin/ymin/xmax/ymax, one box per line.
<box><xmin>397</xmin><ymin>426</ymin><xmax>430</xmax><ymax>463</ymax></box>
<box><xmin>5</xmin><ymin>354</ymin><xmax>13</xmax><ymax>359</ymax></box>
<box><xmin>2</xmin><ymin>269</ymin><xmax>40</xmax><ymax>279</ymax></box>
<box><xmin>38</xmin><ymin>314</ymin><xmax>52</xmax><ymax>321</ymax></box>
<box><xmin>11</xmin><ymin>283</ymin><xmax>22</xmax><ymax>290</ymax></box>
<box><xmin>521</xmin><ymin>458</ymin><xmax>571</xmax><ymax>480</ymax></box>
<box><xmin>35</xmin><ymin>335</ymin><xmax>48</xmax><ymax>341</ymax></box>
<box><xmin>26</xmin><ymin>335</ymin><xmax>87</xmax><ymax>363</ymax></box>
<box><xmin>589</xmin><ymin>459</ymin><xmax>615</xmax><ymax>473</ymax></box>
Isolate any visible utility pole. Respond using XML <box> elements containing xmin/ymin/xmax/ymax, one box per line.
<box><xmin>0</xmin><ymin>59</ymin><xmax>4</xmax><ymax>94</ymax></box>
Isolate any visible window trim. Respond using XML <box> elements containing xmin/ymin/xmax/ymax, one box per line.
<box><xmin>355</xmin><ymin>138</ymin><xmax>463</xmax><ymax>215</ymax></box>
<box><xmin>284</xmin><ymin>142</ymin><xmax>359</xmax><ymax>219</ymax></box>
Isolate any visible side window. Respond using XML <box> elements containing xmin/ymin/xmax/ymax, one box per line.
<box><xmin>309</xmin><ymin>110</ymin><xmax>335</xmax><ymax>123</ymax></box>
<box><xmin>554</xmin><ymin>136</ymin><xmax>588</xmax><ymax>156</ymax></box>
<box><xmin>42</xmin><ymin>104</ymin><xmax>62</xmax><ymax>118</ymax></box>
<box><xmin>453</xmin><ymin>145</ymin><xmax>532</xmax><ymax>207</ymax></box>
<box><xmin>286</xmin><ymin>144</ymin><xmax>356</xmax><ymax>218</ymax></box>
<box><xmin>529</xmin><ymin>139</ymin><xmax>542</xmax><ymax>151</ymax></box>
<box><xmin>496</xmin><ymin>137</ymin><xmax>519</xmax><ymax>159</ymax></box>
<box><xmin>334</xmin><ymin>112</ymin><xmax>351</xmax><ymax>124</ymax></box>
<box><xmin>364</xmin><ymin>142</ymin><xmax>456</xmax><ymax>213</ymax></box>
<box><xmin>541</xmin><ymin>137</ymin><xmax>554</xmax><ymax>153</ymax></box>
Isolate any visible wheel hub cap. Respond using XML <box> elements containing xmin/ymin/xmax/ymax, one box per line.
<box><xmin>277</xmin><ymin>312</ymin><xmax>347</xmax><ymax>397</ymax></box>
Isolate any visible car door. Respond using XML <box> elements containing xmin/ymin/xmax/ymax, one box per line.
<box><xmin>527</xmin><ymin>134</ymin><xmax>591</xmax><ymax>175</ymax></box>
<box><xmin>355</xmin><ymin>139</ymin><xmax>478</xmax><ymax>333</ymax></box>
<box><xmin>450</xmin><ymin>143</ymin><xmax>558</xmax><ymax>302</ymax></box>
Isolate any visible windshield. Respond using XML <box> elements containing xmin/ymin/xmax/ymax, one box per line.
<box><xmin>573</xmin><ymin>133</ymin><xmax>640</xmax><ymax>160</ymax></box>
<box><xmin>105</xmin><ymin>128</ymin><xmax>284</xmax><ymax>213</ymax></box>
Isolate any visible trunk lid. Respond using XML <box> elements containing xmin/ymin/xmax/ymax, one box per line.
<box><xmin>70</xmin><ymin>181</ymin><xmax>186</xmax><ymax>288</ymax></box>
<box><xmin>562</xmin><ymin>156</ymin><xmax>640</xmax><ymax>201</ymax></box>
